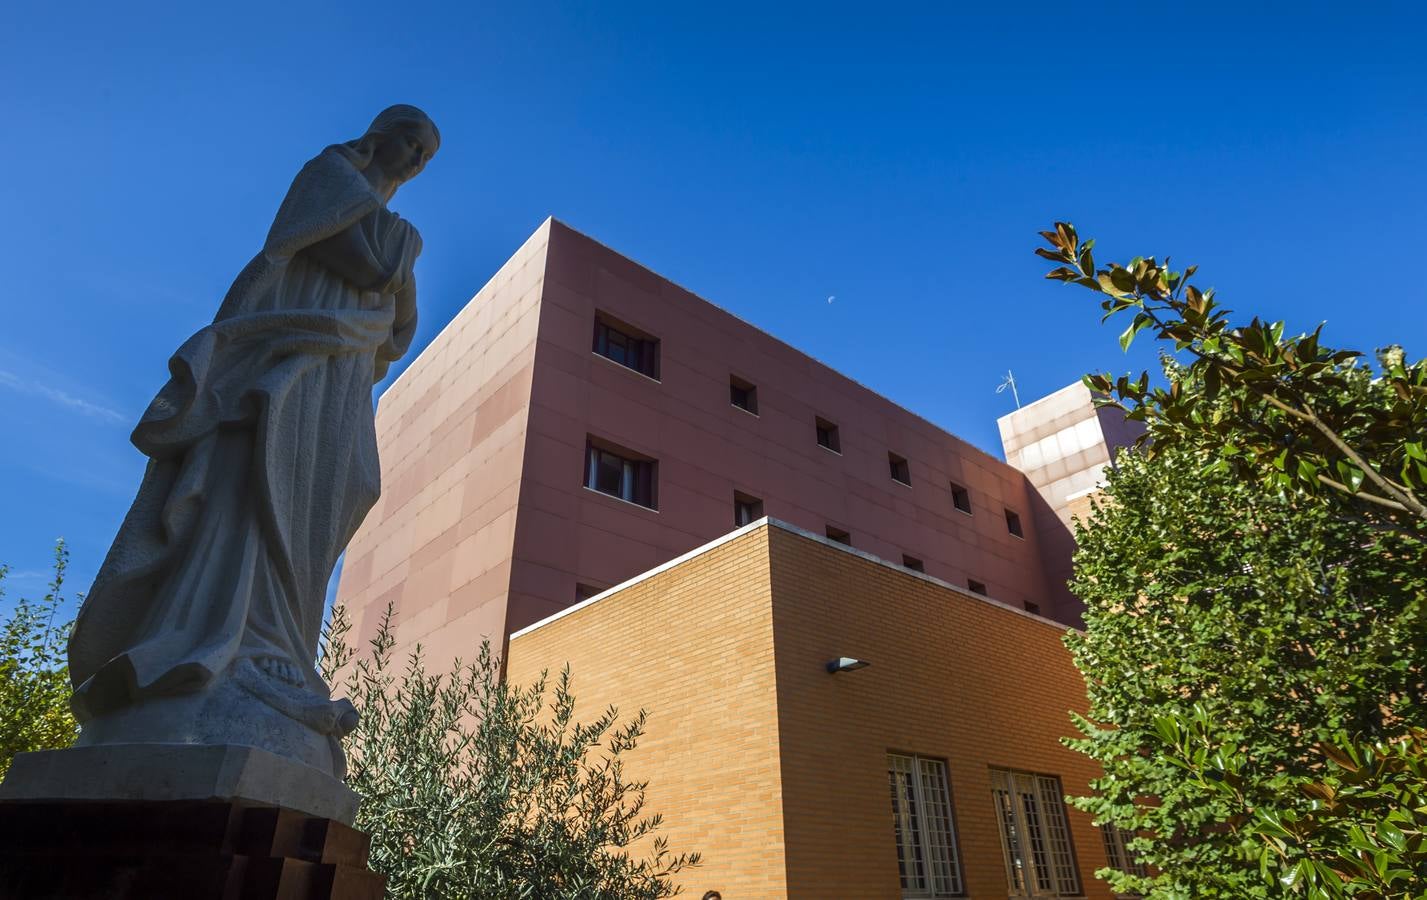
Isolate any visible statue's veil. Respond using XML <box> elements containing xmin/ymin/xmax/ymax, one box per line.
<box><xmin>335</xmin><ymin>104</ymin><xmax>441</xmax><ymax>171</ymax></box>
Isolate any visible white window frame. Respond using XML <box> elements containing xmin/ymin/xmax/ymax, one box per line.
<box><xmin>990</xmin><ymin>769</ymin><xmax>1081</xmax><ymax>898</ymax></box>
<box><xmin>888</xmin><ymin>753</ymin><xmax>963</xmax><ymax>898</ymax></box>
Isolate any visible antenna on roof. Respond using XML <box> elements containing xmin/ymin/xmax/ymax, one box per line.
<box><xmin>995</xmin><ymin>370</ymin><xmax>1021</xmax><ymax>409</ymax></box>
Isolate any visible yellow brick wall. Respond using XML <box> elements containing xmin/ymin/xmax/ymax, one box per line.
<box><xmin>766</xmin><ymin>526</ymin><xmax>1112</xmax><ymax>899</ymax></box>
<box><xmin>507</xmin><ymin>523</ymin><xmax>1112</xmax><ymax>899</ymax></box>
<box><xmin>505</xmin><ymin>528</ymin><xmax>788</xmax><ymax>898</ymax></box>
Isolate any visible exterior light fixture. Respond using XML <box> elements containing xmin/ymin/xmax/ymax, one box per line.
<box><xmin>826</xmin><ymin>657</ymin><xmax>871</xmax><ymax>674</ymax></box>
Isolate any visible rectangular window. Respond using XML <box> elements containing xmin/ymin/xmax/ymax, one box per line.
<box><xmin>1024</xmin><ymin>601</ymin><xmax>1042</xmax><ymax>616</ymax></box>
<box><xmin>888</xmin><ymin>753</ymin><xmax>963</xmax><ymax>898</ymax></box>
<box><xmin>1100</xmin><ymin>824</ymin><xmax>1148</xmax><ymax>892</ymax></box>
<box><xmin>902</xmin><ymin>555</ymin><xmax>924</xmax><ymax>573</ymax></box>
<box><xmin>584</xmin><ymin>439</ymin><xmax>657</xmax><ymax>509</ymax></box>
<box><xmin>889</xmin><ymin>452</ymin><xmax>911</xmax><ymax>485</ymax></box>
<box><xmin>990</xmin><ymin>769</ymin><xmax>1081</xmax><ymax>898</ymax></box>
<box><xmin>816</xmin><ymin>417</ymin><xmax>841</xmax><ymax>453</ymax></box>
<box><xmin>575</xmin><ymin>583</ymin><xmax>604</xmax><ymax>602</ymax></box>
<box><xmin>1005</xmin><ymin>509</ymin><xmax>1025</xmax><ymax>538</ymax></box>
<box><xmin>826</xmin><ymin>525</ymin><xmax>851</xmax><ymax>546</ymax></box>
<box><xmin>730</xmin><ymin>375</ymin><xmax>758</xmax><ymax>414</ymax></box>
<box><xmin>950</xmin><ymin>482</ymin><xmax>972</xmax><ymax>515</ymax></box>
<box><xmin>734</xmin><ymin>491</ymin><xmax>764</xmax><ymax>527</ymax></box>
<box><xmin>968</xmin><ymin>579</ymin><xmax>987</xmax><ymax>595</ymax></box>
<box><xmin>592</xmin><ymin>313</ymin><xmax>660</xmax><ymax>379</ymax></box>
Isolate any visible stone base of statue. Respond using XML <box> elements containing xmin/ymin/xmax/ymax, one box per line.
<box><xmin>0</xmin><ymin>798</ymin><xmax>383</xmax><ymax>899</ymax></box>
<box><xmin>0</xmin><ymin>743</ymin><xmax>356</xmax><ymax>822</ymax></box>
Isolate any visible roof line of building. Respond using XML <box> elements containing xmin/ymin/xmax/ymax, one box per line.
<box><xmin>382</xmin><ymin>215</ymin><xmax>1026</xmax><ymax>469</ymax></box>
<box><xmin>545</xmin><ymin>217</ymin><xmax>1025</xmax><ymax>468</ymax></box>
<box><xmin>380</xmin><ymin>215</ymin><xmax>556</xmax><ymax>400</ymax></box>
<box><xmin>508</xmin><ymin>515</ymin><xmax>1074</xmax><ymax>641</ymax></box>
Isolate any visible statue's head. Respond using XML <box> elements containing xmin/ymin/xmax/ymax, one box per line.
<box><xmin>346</xmin><ymin>104</ymin><xmax>440</xmax><ymax>195</ymax></box>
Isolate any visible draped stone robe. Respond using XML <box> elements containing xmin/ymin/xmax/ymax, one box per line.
<box><xmin>69</xmin><ymin>145</ymin><xmax>420</xmax><ymax>744</ymax></box>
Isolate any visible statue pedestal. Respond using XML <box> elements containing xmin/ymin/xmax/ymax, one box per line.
<box><xmin>0</xmin><ymin>798</ymin><xmax>384</xmax><ymax>899</ymax></box>
<box><xmin>0</xmin><ymin>743</ymin><xmax>356</xmax><ymax>823</ymax></box>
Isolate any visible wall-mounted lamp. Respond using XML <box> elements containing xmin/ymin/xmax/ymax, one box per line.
<box><xmin>826</xmin><ymin>657</ymin><xmax>871</xmax><ymax>674</ymax></box>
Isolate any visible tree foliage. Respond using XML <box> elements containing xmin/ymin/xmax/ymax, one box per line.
<box><xmin>320</xmin><ymin>604</ymin><xmax>700</xmax><ymax>899</ymax></box>
<box><xmin>1043</xmin><ymin>225</ymin><xmax>1427</xmax><ymax>898</ymax></box>
<box><xmin>0</xmin><ymin>540</ymin><xmax>79</xmax><ymax>777</ymax></box>
<box><xmin>1066</xmin><ymin>445</ymin><xmax>1425</xmax><ymax>898</ymax></box>
<box><xmin>1036</xmin><ymin>221</ymin><xmax>1427</xmax><ymax>535</ymax></box>
<box><xmin>1161</xmin><ymin>710</ymin><xmax>1427</xmax><ymax>898</ymax></box>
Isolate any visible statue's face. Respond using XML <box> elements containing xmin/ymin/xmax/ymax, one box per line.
<box><xmin>371</xmin><ymin>120</ymin><xmax>438</xmax><ymax>187</ymax></box>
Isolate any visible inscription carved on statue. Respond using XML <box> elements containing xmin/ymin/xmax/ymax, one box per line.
<box><xmin>63</xmin><ymin>105</ymin><xmax>439</xmax><ymax>781</ymax></box>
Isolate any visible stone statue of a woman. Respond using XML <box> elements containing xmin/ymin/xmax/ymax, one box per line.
<box><xmin>52</xmin><ymin>105</ymin><xmax>438</xmax><ymax>805</ymax></box>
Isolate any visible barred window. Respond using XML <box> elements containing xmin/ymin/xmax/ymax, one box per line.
<box><xmin>888</xmin><ymin>753</ymin><xmax>963</xmax><ymax>898</ymax></box>
<box><xmin>1100</xmin><ymin>824</ymin><xmax>1147</xmax><ymax>896</ymax></box>
<box><xmin>990</xmin><ymin>769</ymin><xmax>1081</xmax><ymax>897</ymax></box>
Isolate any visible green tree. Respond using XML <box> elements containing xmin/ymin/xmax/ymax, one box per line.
<box><xmin>320</xmin><ymin>604</ymin><xmax>700</xmax><ymax>900</ymax></box>
<box><xmin>0</xmin><ymin>540</ymin><xmax>80</xmax><ymax>777</ymax></box>
<box><xmin>1065</xmin><ymin>444</ymin><xmax>1425</xmax><ymax>897</ymax></box>
<box><xmin>1039</xmin><ymin>225</ymin><xmax>1427</xmax><ymax>898</ymax></box>
<box><xmin>1035</xmin><ymin>221</ymin><xmax>1427</xmax><ymax>535</ymax></box>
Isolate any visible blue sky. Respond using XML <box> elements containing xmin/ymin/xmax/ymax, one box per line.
<box><xmin>2</xmin><ymin>2</ymin><xmax>1425</xmax><ymax>610</ymax></box>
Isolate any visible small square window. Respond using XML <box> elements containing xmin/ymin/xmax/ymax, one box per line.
<box><xmin>815</xmin><ymin>417</ymin><xmax>841</xmax><ymax>453</ymax></box>
<box><xmin>1005</xmin><ymin>509</ymin><xmax>1025</xmax><ymax>538</ymax></box>
<box><xmin>584</xmin><ymin>438</ymin><xmax>657</xmax><ymax>509</ymax></box>
<box><xmin>734</xmin><ymin>491</ymin><xmax>764</xmax><ymax>527</ymax></box>
<box><xmin>730</xmin><ymin>375</ymin><xmax>758</xmax><ymax>414</ymax></box>
<box><xmin>968</xmin><ymin>579</ymin><xmax>987</xmax><ymax>595</ymax></box>
<box><xmin>950</xmin><ymin>482</ymin><xmax>972</xmax><ymax>515</ymax></box>
<box><xmin>575</xmin><ymin>582</ymin><xmax>604</xmax><ymax>602</ymax></box>
<box><xmin>1024</xmin><ymin>601</ymin><xmax>1042</xmax><ymax>615</ymax></box>
<box><xmin>825</xmin><ymin>525</ymin><xmax>851</xmax><ymax>546</ymax></box>
<box><xmin>889</xmin><ymin>452</ymin><xmax>911</xmax><ymax>486</ymax></box>
<box><xmin>592</xmin><ymin>312</ymin><xmax>660</xmax><ymax>380</ymax></box>
<box><xmin>902</xmin><ymin>555</ymin><xmax>924</xmax><ymax>573</ymax></box>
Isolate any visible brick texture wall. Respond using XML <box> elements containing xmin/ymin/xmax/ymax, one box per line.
<box><xmin>766</xmin><ymin>525</ymin><xmax>1112</xmax><ymax>899</ymax></box>
<box><xmin>506</xmin><ymin>521</ymin><xmax>1112</xmax><ymax>899</ymax></box>
<box><xmin>505</xmin><ymin>528</ymin><xmax>789</xmax><ymax>898</ymax></box>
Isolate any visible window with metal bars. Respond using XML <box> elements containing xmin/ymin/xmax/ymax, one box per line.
<box><xmin>887</xmin><ymin>753</ymin><xmax>963</xmax><ymax>898</ymax></box>
<box><xmin>990</xmin><ymin>769</ymin><xmax>1081</xmax><ymax>897</ymax></box>
<box><xmin>1100</xmin><ymin>824</ymin><xmax>1147</xmax><ymax>896</ymax></box>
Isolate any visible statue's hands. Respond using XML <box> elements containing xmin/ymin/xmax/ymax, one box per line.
<box><xmin>302</xmin><ymin>220</ymin><xmax>391</xmax><ymax>291</ymax></box>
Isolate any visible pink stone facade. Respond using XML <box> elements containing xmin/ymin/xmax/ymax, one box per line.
<box><xmin>336</xmin><ymin>219</ymin><xmax>1083</xmax><ymax>663</ymax></box>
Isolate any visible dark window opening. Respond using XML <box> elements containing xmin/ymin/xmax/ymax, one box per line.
<box><xmin>575</xmin><ymin>583</ymin><xmax>604</xmax><ymax>602</ymax></box>
<box><xmin>734</xmin><ymin>491</ymin><xmax>764</xmax><ymax>527</ymax></box>
<box><xmin>1005</xmin><ymin>508</ymin><xmax>1025</xmax><ymax>538</ymax></box>
<box><xmin>593</xmin><ymin>313</ymin><xmax>660</xmax><ymax>379</ymax></box>
<box><xmin>730</xmin><ymin>375</ymin><xmax>758</xmax><ymax>414</ymax></box>
<box><xmin>968</xmin><ymin>579</ymin><xmax>987</xmax><ymax>595</ymax></box>
<box><xmin>1024</xmin><ymin>601</ymin><xmax>1042</xmax><ymax>615</ymax></box>
<box><xmin>584</xmin><ymin>438</ymin><xmax>657</xmax><ymax>509</ymax></box>
<box><xmin>950</xmin><ymin>482</ymin><xmax>972</xmax><ymax>515</ymax></box>
<box><xmin>902</xmin><ymin>555</ymin><xmax>924</xmax><ymax>573</ymax></box>
<box><xmin>816</xmin><ymin>417</ymin><xmax>841</xmax><ymax>453</ymax></box>
<box><xmin>826</xmin><ymin>525</ymin><xmax>851</xmax><ymax>546</ymax></box>
<box><xmin>889</xmin><ymin>452</ymin><xmax>911</xmax><ymax>485</ymax></box>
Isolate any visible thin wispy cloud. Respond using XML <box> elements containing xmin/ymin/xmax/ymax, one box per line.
<box><xmin>0</xmin><ymin>368</ymin><xmax>128</xmax><ymax>424</ymax></box>
<box><xmin>1</xmin><ymin>569</ymin><xmax>51</xmax><ymax>581</ymax></box>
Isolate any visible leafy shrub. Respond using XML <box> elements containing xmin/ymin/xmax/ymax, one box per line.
<box><xmin>320</xmin><ymin>604</ymin><xmax>700</xmax><ymax>899</ymax></box>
